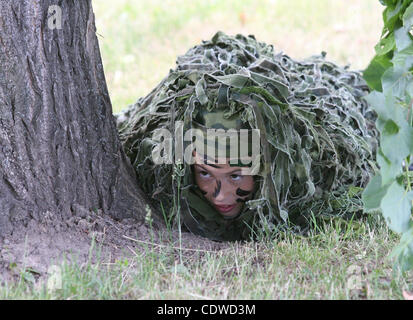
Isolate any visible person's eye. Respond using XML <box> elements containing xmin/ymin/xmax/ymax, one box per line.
<box><xmin>230</xmin><ymin>174</ymin><xmax>242</xmax><ymax>181</ymax></box>
<box><xmin>199</xmin><ymin>170</ymin><xmax>211</xmax><ymax>178</ymax></box>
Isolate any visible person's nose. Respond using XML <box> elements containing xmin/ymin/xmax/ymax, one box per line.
<box><xmin>213</xmin><ymin>180</ymin><xmax>233</xmax><ymax>203</ymax></box>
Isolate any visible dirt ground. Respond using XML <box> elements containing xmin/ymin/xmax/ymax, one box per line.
<box><xmin>0</xmin><ymin>209</ymin><xmax>228</xmax><ymax>285</ymax></box>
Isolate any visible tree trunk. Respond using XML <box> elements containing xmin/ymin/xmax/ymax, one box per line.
<box><xmin>0</xmin><ymin>0</ymin><xmax>150</xmax><ymax>237</ymax></box>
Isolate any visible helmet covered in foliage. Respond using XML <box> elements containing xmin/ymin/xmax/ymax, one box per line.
<box><xmin>116</xmin><ymin>32</ymin><xmax>378</xmax><ymax>241</ymax></box>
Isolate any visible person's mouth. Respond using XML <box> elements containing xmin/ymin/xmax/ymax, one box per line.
<box><xmin>214</xmin><ymin>204</ymin><xmax>236</xmax><ymax>213</ymax></box>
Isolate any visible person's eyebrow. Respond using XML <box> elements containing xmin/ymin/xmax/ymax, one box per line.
<box><xmin>228</xmin><ymin>169</ymin><xmax>242</xmax><ymax>174</ymax></box>
<box><xmin>196</xmin><ymin>164</ymin><xmax>243</xmax><ymax>175</ymax></box>
<box><xmin>204</xmin><ymin>163</ymin><xmax>223</xmax><ymax>169</ymax></box>
<box><xmin>194</xmin><ymin>164</ymin><xmax>212</xmax><ymax>171</ymax></box>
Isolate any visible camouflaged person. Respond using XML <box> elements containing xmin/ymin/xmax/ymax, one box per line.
<box><xmin>116</xmin><ymin>32</ymin><xmax>378</xmax><ymax>241</ymax></box>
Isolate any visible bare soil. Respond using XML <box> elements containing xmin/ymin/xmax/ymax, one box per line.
<box><xmin>0</xmin><ymin>209</ymin><xmax>228</xmax><ymax>285</ymax></box>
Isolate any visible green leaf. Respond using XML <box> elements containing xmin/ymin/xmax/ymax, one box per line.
<box><xmin>380</xmin><ymin>0</ymin><xmax>396</xmax><ymax>7</ymax></box>
<box><xmin>383</xmin><ymin>119</ymin><xmax>399</xmax><ymax>135</ymax></box>
<box><xmin>364</xmin><ymin>90</ymin><xmax>387</xmax><ymax>116</ymax></box>
<box><xmin>381</xmin><ymin>66</ymin><xmax>412</xmax><ymax>98</ymax></box>
<box><xmin>363</xmin><ymin>54</ymin><xmax>393</xmax><ymax>91</ymax></box>
<box><xmin>390</xmin><ymin>225</ymin><xmax>413</xmax><ymax>271</ymax></box>
<box><xmin>379</xmin><ymin>0</ymin><xmax>396</xmax><ymax>8</ymax></box>
<box><xmin>377</xmin><ymin>148</ymin><xmax>402</xmax><ymax>185</ymax></box>
<box><xmin>380</xmin><ymin>180</ymin><xmax>412</xmax><ymax>233</ymax></box>
<box><xmin>402</xmin><ymin>1</ymin><xmax>413</xmax><ymax>29</ymax></box>
<box><xmin>382</xmin><ymin>1</ymin><xmax>407</xmax><ymax>32</ymax></box>
<box><xmin>380</xmin><ymin>119</ymin><xmax>413</xmax><ymax>167</ymax></box>
<box><xmin>395</xmin><ymin>26</ymin><xmax>413</xmax><ymax>51</ymax></box>
<box><xmin>391</xmin><ymin>44</ymin><xmax>413</xmax><ymax>69</ymax></box>
<box><xmin>362</xmin><ymin>173</ymin><xmax>391</xmax><ymax>211</ymax></box>
<box><xmin>406</xmin><ymin>77</ymin><xmax>413</xmax><ymax>101</ymax></box>
<box><xmin>366</xmin><ymin>91</ymin><xmax>413</xmax><ymax>166</ymax></box>
<box><xmin>375</xmin><ymin>32</ymin><xmax>396</xmax><ymax>56</ymax></box>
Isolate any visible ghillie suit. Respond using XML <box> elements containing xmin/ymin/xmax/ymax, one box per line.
<box><xmin>116</xmin><ymin>32</ymin><xmax>378</xmax><ymax>241</ymax></box>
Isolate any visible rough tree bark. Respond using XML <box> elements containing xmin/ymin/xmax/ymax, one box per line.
<box><xmin>0</xmin><ymin>0</ymin><xmax>150</xmax><ymax>237</ymax></box>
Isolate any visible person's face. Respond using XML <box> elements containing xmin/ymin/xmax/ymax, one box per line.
<box><xmin>193</xmin><ymin>152</ymin><xmax>255</xmax><ymax>218</ymax></box>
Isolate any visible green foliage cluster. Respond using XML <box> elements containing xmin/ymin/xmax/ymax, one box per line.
<box><xmin>362</xmin><ymin>0</ymin><xmax>413</xmax><ymax>271</ymax></box>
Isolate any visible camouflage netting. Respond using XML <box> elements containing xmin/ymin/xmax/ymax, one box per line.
<box><xmin>116</xmin><ymin>31</ymin><xmax>379</xmax><ymax>241</ymax></box>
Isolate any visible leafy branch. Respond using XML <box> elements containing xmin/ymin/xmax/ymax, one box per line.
<box><xmin>362</xmin><ymin>0</ymin><xmax>413</xmax><ymax>271</ymax></box>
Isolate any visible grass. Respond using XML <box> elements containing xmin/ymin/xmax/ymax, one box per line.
<box><xmin>93</xmin><ymin>0</ymin><xmax>384</xmax><ymax>113</ymax></box>
<box><xmin>1</xmin><ymin>215</ymin><xmax>412</xmax><ymax>299</ymax></box>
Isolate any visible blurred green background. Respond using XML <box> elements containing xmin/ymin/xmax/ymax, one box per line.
<box><xmin>93</xmin><ymin>0</ymin><xmax>383</xmax><ymax>113</ymax></box>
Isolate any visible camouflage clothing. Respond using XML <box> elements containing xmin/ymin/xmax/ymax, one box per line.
<box><xmin>116</xmin><ymin>32</ymin><xmax>378</xmax><ymax>241</ymax></box>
